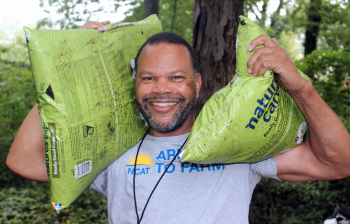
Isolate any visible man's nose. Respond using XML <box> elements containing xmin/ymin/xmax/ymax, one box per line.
<box><xmin>152</xmin><ymin>78</ymin><xmax>174</xmax><ymax>94</ymax></box>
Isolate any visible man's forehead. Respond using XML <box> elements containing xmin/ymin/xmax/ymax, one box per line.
<box><xmin>138</xmin><ymin>68</ymin><xmax>189</xmax><ymax>76</ymax></box>
<box><xmin>141</xmin><ymin>42</ymin><xmax>189</xmax><ymax>55</ymax></box>
<box><xmin>137</xmin><ymin>43</ymin><xmax>191</xmax><ymax>68</ymax></box>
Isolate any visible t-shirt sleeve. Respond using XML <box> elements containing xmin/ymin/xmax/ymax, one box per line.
<box><xmin>88</xmin><ymin>168</ymin><xmax>108</xmax><ymax>197</ymax></box>
<box><xmin>251</xmin><ymin>157</ymin><xmax>281</xmax><ymax>181</ymax></box>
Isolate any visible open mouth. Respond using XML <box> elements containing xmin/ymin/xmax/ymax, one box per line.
<box><xmin>149</xmin><ymin>102</ymin><xmax>179</xmax><ymax>107</ymax></box>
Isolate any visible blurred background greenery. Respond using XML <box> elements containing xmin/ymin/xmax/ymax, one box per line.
<box><xmin>1</xmin><ymin>0</ymin><xmax>350</xmax><ymax>223</ymax></box>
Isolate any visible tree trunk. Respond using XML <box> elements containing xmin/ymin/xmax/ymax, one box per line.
<box><xmin>144</xmin><ymin>0</ymin><xmax>159</xmax><ymax>18</ymax></box>
<box><xmin>170</xmin><ymin>0</ymin><xmax>178</xmax><ymax>32</ymax></box>
<box><xmin>304</xmin><ymin>0</ymin><xmax>322</xmax><ymax>55</ymax></box>
<box><xmin>193</xmin><ymin>0</ymin><xmax>244</xmax><ymax>114</ymax></box>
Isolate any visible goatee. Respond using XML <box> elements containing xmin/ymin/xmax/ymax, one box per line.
<box><xmin>136</xmin><ymin>92</ymin><xmax>197</xmax><ymax>133</ymax></box>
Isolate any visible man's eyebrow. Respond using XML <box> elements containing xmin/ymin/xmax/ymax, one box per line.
<box><xmin>138</xmin><ymin>69</ymin><xmax>187</xmax><ymax>76</ymax></box>
<box><xmin>138</xmin><ymin>70</ymin><xmax>153</xmax><ymax>76</ymax></box>
<box><xmin>169</xmin><ymin>69</ymin><xmax>187</xmax><ymax>74</ymax></box>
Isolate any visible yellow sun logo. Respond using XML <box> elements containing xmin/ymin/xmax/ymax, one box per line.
<box><xmin>126</xmin><ymin>152</ymin><xmax>154</xmax><ymax>166</ymax></box>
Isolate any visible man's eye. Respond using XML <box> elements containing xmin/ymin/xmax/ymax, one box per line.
<box><xmin>172</xmin><ymin>76</ymin><xmax>183</xmax><ymax>80</ymax></box>
<box><xmin>143</xmin><ymin>77</ymin><xmax>154</xmax><ymax>81</ymax></box>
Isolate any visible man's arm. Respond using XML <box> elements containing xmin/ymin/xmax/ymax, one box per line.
<box><xmin>275</xmin><ymin>81</ymin><xmax>350</xmax><ymax>182</ymax></box>
<box><xmin>6</xmin><ymin>105</ymin><xmax>49</xmax><ymax>182</ymax></box>
<box><xmin>247</xmin><ymin>35</ymin><xmax>350</xmax><ymax>182</ymax></box>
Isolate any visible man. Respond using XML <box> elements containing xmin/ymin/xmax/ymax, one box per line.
<box><xmin>6</xmin><ymin>21</ymin><xmax>350</xmax><ymax>223</ymax></box>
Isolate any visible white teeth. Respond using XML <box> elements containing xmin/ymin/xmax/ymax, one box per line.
<box><xmin>152</xmin><ymin>102</ymin><xmax>178</xmax><ymax>107</ymax></box>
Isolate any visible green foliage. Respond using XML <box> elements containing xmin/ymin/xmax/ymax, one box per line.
<box><xmin>295</xmin><ymin>50</ymin><xmax>350</xmax><ymax>130</ymax></box>
<box><xmin>318</xmin><ymin>1</ymin><xmax>350</xmax><ymax>51</ymax></box>
<box><xmin>250</xmin><ymin>177</ymin><xmax>350</xmax><ymax>223</ymax></box>
<box><xmin>243</xmin><ymin>0</ymin><xmax>303</xmax><ymax>60</ymax></box>
<box><xmin>0</xmin><ymin>27</ymin><xmax>30</xmax><ymax>64</ymax></box>
<box><xmin>38</xmin><ymin>0</ymin><xmax>127</xmax><ymax>29</ymax></box>
<box><xmin>244</xmin><ymin>1</ymin><xmax>350</xmax><ymax>55</ymax></box>
<box><xmin>158</xmin><ymin>0</ymin><xmax>193</xmax><ymax>45</ymax></box>
<box><xmin>123</xmin><ymin>0</ymin><xmax>145</xmax><ymax>22</ymax></box>
<box><xmin>280</xmin><ymin>0</ymin><xmax>350</xmax><ymax>53</ymax></box>
<box><xmin>274</xmin><ymin>30</ymin><xmax>302</xmax><ymax>61</ymax></box>
<box><xmin>244</xmin><ymin>0</ymin><xmax>270</xmax><ymax>28</ymax></box>
<box><xmin>38</xmin><ymin>0</ymin><xmax>194</xmax><ymax>44</ymax></box>
<box><xmin>123</xmin><ymin>0</ymin><xmax>194</xmax><ymax>45</ymax></box>
<box><xmin>0</xmin><ymin>181</ymin><xmax>107</xmax><ymax>223</ymax></box>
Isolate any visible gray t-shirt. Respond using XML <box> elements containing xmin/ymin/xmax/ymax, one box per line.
<box><xmin>89</xmin><ymin>133</ymin><xmax>280</xmax><ymax>224</ymax></box>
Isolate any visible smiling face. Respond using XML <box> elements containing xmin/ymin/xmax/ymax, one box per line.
<box><xmin>135</xmin><ymin>43</ymin><xmax>201</xmax><ymax>137</ymax></box>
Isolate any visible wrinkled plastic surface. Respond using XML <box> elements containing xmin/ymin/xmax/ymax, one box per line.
<box><xmin>181</xmin><ymin>16</ymin><xmax>310</xmax><ymax>164</ymax></box>
<box><xmin>24</xmin><ymin>15</ymin><xmax>162</xmax><ymax>212</ymax></box>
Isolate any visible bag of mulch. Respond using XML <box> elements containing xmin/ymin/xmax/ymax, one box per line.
<box><xmin>181</xmin><ymin>16</ymin><xmax>310</xmax><ymax>164</ymax></box>
<box><xmin>24</xmin><ymin>15</ymin><xmax>162</xmax><ymax>212</ymax></box>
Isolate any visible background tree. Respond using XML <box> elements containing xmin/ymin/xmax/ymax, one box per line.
<box><xmin>270</xmin><ymin>0</ymin><xmax>286</xmax><ymax>29</ymax></box>
<box><xmin>244</xmin><ymin>0</ymin><xmax>270</xmax><ymax>28</ymax></box>
<box><xmin>38</xmin><ymin>0</ymin><xmax>131</xmax><ymax>29</ymax></box>
<box><xmin>318</xmin><ymin>0</ymin><xmax>350</xmax><ymax>51</ymax></box>
<box><xmin>144</xmin><ymin>0</ymin><xmax>159</xmax><ymax>17</ymax></box>
<box><xmin>304</xmin><ymin>0</ymin><xmax>322</xmax><ymax>55</ymax></box>
<box><xmin>192</xmin><ymin>0</ymin><xmax>244</xmax><ymax>112</ymax></box>
<box><xmin>123</xmin><ymin>0</ymin><xmax>194</xmax><ymax>44</ymax></box>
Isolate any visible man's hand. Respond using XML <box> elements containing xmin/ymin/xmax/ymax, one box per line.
<box><xmin>247</xmin><ymin>34</ymin><xmax>308</xmax><ymax>97</ymax></box>
<box><xmin>78</xmin><ymin>21</ymin><xmax>110</xmax><ymax>31</ymax></box>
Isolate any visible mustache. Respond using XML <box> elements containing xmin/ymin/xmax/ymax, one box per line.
<box><xmin>142</xmin><ymin>94</ymin><xmax>185</xmax><ymax>102</ymax></box>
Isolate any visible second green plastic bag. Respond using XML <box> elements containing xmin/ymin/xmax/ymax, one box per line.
<box><xmin>181</xmin><ymin>16</ymin><xmax>310</xmax><ymax>164</ymax></box>
<box><xmin>24</xmin><ymin>15</ymin><xmax>162</xmax><ymax>212</ymax></box>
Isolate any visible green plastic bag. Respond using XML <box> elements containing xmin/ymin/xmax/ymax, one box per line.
<box><xmin>24</xmin><ymin>15</ymin><xmax>162</xmax><ymax>212</ymax></box>
<box><xmin>181</xmin><ymin>16</ymin><xmax>310</xmax><ymax>164</ymax></box>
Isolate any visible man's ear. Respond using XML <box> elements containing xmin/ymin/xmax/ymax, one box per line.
<box><xmin>195</xmin><ymin>73</ymin><xmax>202</xmax><ymax>98</ymax></box>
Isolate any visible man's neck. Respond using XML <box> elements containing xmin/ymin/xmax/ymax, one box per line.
<box><xmin>148</xmin><ymin>114</ymin><xmax>195</xmax><ymax>137</ymax></box>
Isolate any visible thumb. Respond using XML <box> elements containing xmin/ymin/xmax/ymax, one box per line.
<box><xmin>272</xmin><ymin>38</ymin><xmax>279</xmax><ymax>45</ymax></box>
<box><xmin>101</xmin><ymin>21</ymin><xmax>110</xmax><ymax>25</ymax></box>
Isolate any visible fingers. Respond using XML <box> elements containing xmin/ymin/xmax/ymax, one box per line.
<box><xmin>247</xmin><ymin>35</ymin><xmax>286</xmax><ymax>77</ymax></box>
<box><xmin>248</xmin><ymin>34</ymin><xmax>278</xmax><ymax>52</ymax></box>
<box><xmin>272</xmin><ymin>38</ymin><xmax>278</xmax><ymax>45</ymax></box>
<box><xmin>101</xmin><ymin>21</ymin><xmax>110</xmax><ymax>25</ymax></box>
<box><xmin>78</xmin><ymin>21</ymin><xmax>110</xmax><ymax>31</ymax></box>
<box><xmin>96</xmin><ymin>21</ymin><xmax>111</xmax><ymax>30</ymax></box>
<box><xmin>247</xmin><ymin>47</ymin><xmax>279</xmax><ymax>77</ymax></box>
<box><xmin>246</xmin><ymin>35</ymin><xmax>305</xmax><ymax>95</ymax></box>
<box><xmin>250</xmin><ymin>53</ymin><xmax>279</xmax><ymax>77</ymax></box>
